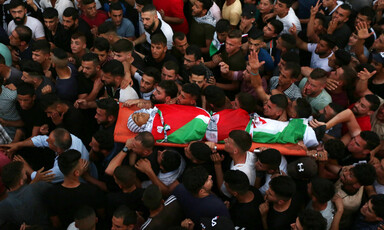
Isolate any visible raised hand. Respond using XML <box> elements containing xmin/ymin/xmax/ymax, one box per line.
<box><xmin>310</xmin><ymin>0</ymin><xmax>322</xmax><ymax>16</ymax></box>
<box><xmin>289</xmin><ymin>23</ymin><xmax>297</xmax><ymax>35</ymax></box>
<box><xmin>248</xmin><ymin>50</ymin><xmax>265</xmax><ymax>73</ymax></box>
<box><xmin>357</xmin><ymin>68</ymin><xmax>376</xmax><ymax>81</ymax></box>
<box><xmin>356</xmin><ymin>21</ymin><xmax>374</xmax><ymax>40</ymax></box>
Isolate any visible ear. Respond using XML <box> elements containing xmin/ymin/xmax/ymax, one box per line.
<box><xmin>368</xmin><ymin>110</ymin><xmax>374</xmax><ymax>116</ymax></box>
<box><xmin>165</xmin><ymin>96</ymin><xmax>171</xmax><ymax>103</ymax></box>
<box><xmin>96</xmin><ymin>65</ymin><xmax>101</xmax><ymax>72</ymax></box>
<box><xmin>107</xmin><ymin>114</ymin><xmax>115</xmax><ymax>122</ymax></box>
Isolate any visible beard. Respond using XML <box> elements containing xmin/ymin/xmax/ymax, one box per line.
<box><xmin>150</xmin><ymin>94</ymin><xmax>165</xmax><ymax>105</ymax></box>
<box><xmin>14</xmin><ymin>15</ymin><xmax>26</xmax><ymax>25</ymax></box>
<box><xmin>144</xmin><ymin>22</ymin><xmax>155</xmax><ymax>33</ymax></box>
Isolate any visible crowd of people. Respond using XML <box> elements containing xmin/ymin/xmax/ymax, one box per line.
<box><xmin>1</xmin><ymin>0</ymin><xmax>384</xmax><ymax>229</ymax></box>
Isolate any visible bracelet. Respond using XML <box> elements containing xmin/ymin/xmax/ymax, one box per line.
<box><xmin>250</xmin><ymin>71</ymin><xmax>259</xmax><ymax>76</ymax></box>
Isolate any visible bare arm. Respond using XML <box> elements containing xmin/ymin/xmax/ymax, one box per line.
<box><xmin>355</xmin><ymin>68</ymin><xmax>376</xmax><ymax>97</ymax></box>
<box><xmin>105</xmin><ymin>150</ymin><xmax>128</xmax><ymax>175</ymax></box>
<box><xmin>307</xmin><ymin>0</ymin><xmax>322</xmax><ymax>42</ymax></box>
<box><xmin>289</xmin><ymin>23</ymin><xmax>308</xmax><ymax>51</ymax></box>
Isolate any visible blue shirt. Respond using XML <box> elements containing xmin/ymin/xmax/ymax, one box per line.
<box><xmin>106</xmin><ymin>18</ymin><xmax>135</xmax><ymax>38</ymax></box>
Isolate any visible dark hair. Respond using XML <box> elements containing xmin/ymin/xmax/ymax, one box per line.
<box><xmin>98</xmin><ymin>21</ymin><xmax>116</xmax><ymax>35</ymax></box>
<box><xmin>258</xmin><ymin>148</ymin><xmax>281</xmax><ymax>170</ymax></box>
<box><xmin>142</xmin><ymin>184</ymin><xmax>162</xmax><ymax>210</ymax></box>
<box><xmin>109</xmin><ymin>2</ymin><xmax>123</xmax><ymax>12</ymax></box>
<box><xmin>82</xmin><ymin>52</ymin><xmax>100</xmax><ymax>66</ymax></box>
<box><xmin>216</xmin><ymin>19</ymin><xmax>231</xmax><ymax>33</ymax></box>
<box><xmin>339</xmin><ymin>4</ymin><xmax>352</xmax><ymax>18</ymax></box>
<box><xmin>269</xmin><ymin>176</ymin><xmax>296</xmax><ymax>201</ymax></box>
<box><xmin>203</xmin><ymin>85</ymin><xmax>226</xmax><ymax>109</ymax></box>
<box><xmin>42</xmin><ymin>7</ymin><xmax>58</xmax><ymax>19</ymax></box>
<box><xmin>114</xmin><ymin>165</ymin><xmax>136</xmax><ymax>188</ymax></box>
<box><xmin>92</xmin><ymin>130</ymin><xmax>114</xmax><ymax>151</ymax></box>
<box><xmin>359</xmin><ymin>6</ymin><xmax>375</xmax><ymax>23</ymax></box>
<box><xmin>310</xmin><ymin>177</ymin><xmax>335</xmax><ymax>203</ymax></box>
<box><xmin>63</xmin><ymin>7</ymin><xmax>79</xmax><ymax>20</ymax></box>
<box><xmin>158</xmin><ymin>80</ymin><xmax>178</xmax><ymax>98</ymax></box>
<box><xmin>339</xmin><ymin>66</ymin><xmax>356</xmax><ymax>90</ymax></box>
<box><xmin>96</xmin><ymin>97</ymin><xmax>119</xmax><ymax>118</ymax></box>
<box><xmin>334</xmin><ymin>49</ymin><xmax>351</xmax><ymax>67</ymax></box>
<box><xmin>309</xmin><ymin>68</ymin><xmax>328</xmax><ymax>80</ymax></box>
<box><xmin>328</xmin><ymin>102</ymin><xmax>344</xmax><ymax>114</ymax></box>
<box><xmin>197</xmin><ymin>0</ymin><xmax>213</xmax><ymax>11</ymax></box>
<box><xmin>324</xmin><ymin>139</ymin><xmax>345</xmax><ymax>160</ymax></box>
<box><xmin>144</xmin><ymin>67</ymin><xmax>161</xmax><ymax>84</ymax></box>
<box><xmin>278</xmin><ymin>0</ymin><xmax>294</xmax><ymax>8</ymax></box>
<box><xmin>224</xmin><ymin>170</ymin><xmax>249</xmax><ymax>195</ymax></box>
<box><xmin>183</xmin><ymin>166</ymin><xmax>209</xmax><ymax>195</ymax></box>
<box><xmin>228</xmin><ymin>130</ymin><xmax>252</xmax><ymax>152</ymax></box>
<box><xmin>181</xmin><ymin>83</ymin><xmax>201</xmax><ymax>101</ymax></box>
<box><xmin>281</xmin><ymin>51</ymin><xmax>300</xmax><ymax>63</ymax></box>
<box><xmin>135</xmin><ymin>0</ymin><xmax>152</xmax><ymax>5</ymax></box>
<box><xmin>248</xmin><ymin>28</ymin><xmax>264</xmax><ymax>40</ymax></box>
<box><xmin>352</xmin><ymin>163</ymin><xmax>376</xmax><ymax>186</ymax></box>
<box><xmin>190</xmin><ymin>64</ymin><xmax>206</xmax><ymax>78</ymax></box>
<box><xmin>295</xmin><ymin>98</ymin><xmax>312</xmax><ymax>118</ymax></box>
<box><xmin>17</xmin><ymin>83</ymin><xmax>35</xmax><ymax>96</ymax></box>
<box><xmin>74</xmin><ymin>206</ymin><xmax>96</xmax><ymax>221</ymax></box>
<box><xmin>113</xmin><ymin>205</ymin><xmax>137</xmax><ymax>225</ymax></box>
<box><xmin>7</xmin><ymin>0</ymin><xmax>25</xmax><ymax>10</ymax></box>
<box><xmin>319</xmin><ymin>34</ymin><xmax>336</xmax><ymax>49</ymax></box>
<box><xmin>15</xmin><ymin>25</ymin><xmax>32</xmax><ymax>43</ymax></box>
<box><xmin>189</xmin><ymin>142</ymin><xmax>212</xmax><ymax>162</ymax></box>
<box><xmin>141</xmin><ymin>4</ymin><xmax>157</xmax><ymax>13</ymax></box>
<box><xmin>1</xmin><ymin>161</ymin><xmax>24</xmax><ymax>189</ymax></box>
<box><xmin>151</xmin><ymin>33</ymin><xmax>167</xmax><ymax>46</ymax></box>
<box><xmin>315</xmin><ymin>13</ymin><xmax>326</xmax><ymax>27</ymax></box>
<box><xmin>52</xmin><ymin>47</ymin><xmax>68</xmax><ymax>60</ymax></box>
<box><xmin>270</xmin><ymin>94</ymin><xmax>288</xmax><ymax>110</ymax></box>
<box><xmin>284</xmin><ymin>62</ymin><xmax>301</xmax><ymax>79</ymax></box>
<box><xmin>227</xmin><ymin>29</ymin><xmax>242</xmax><ymax>39</ymax></box>
<box><xmin>135</xmin><ymin>131</ymin><xmax>155</xmax><ymax>149</ymax></box>
<box><xmin>163</xmin><ymin>61</ymin><xmax>179</xmax><ymax>74</ymax></box>
<box><xmin>20</xmin><ymin>59</ymin><xmax>44</xmax><ymax>75</ymax></box>
<box><xmin>39</xmin><ymin>93</ymin><xmax>61</xmax><ymax>111</ymax></box>
<box><xmin>161</xmin><ymin>150</ymin><xmax>181</xmax><ymax>172</ymax></box>
<box><xmin>82</xmin><ymin>0</ymin><xmax>95</xmax><ymax>6</ymax></box>
<box><xmin>31</xmin><ymin>39</ymin><xmax>50</xmax><ymax>54</ymax></box>
<box><xmin>102</xmin><ymin>60</ymin><xmax>124</xmax><ymax>77</ymax></box>
<box><xmin>269</xmin><ymin>19</ymin><xmax>284</xmax><ymax>35</ymax></box>
<box><xmin>360</xmin><ymin>130</ymin><xmax>380</xmax><ymax>150</ymax></box>
<box><xmin>93</xmin><ymin>37</ymin><xmax>110</xmax><ymax>52</ymax></box>
<box><xmin>280</xmin><ymin>34</ymin><xmax>296</xmax><ymax>50</ymax></box>
<box><xmin>185</xmin><ymin>45</ymin><xmax>201</xmax><ymax>61</ymax></box>
<box><xmin>236</xmin><ymin>92</ymin><xmax>256</xmax><ymax>113</ymax></box>
<box><xmin>371</xmin><ymin>194</ymin><xmax>384</xmax><ymax>219</ymax></box>
<box><xmin>173</xmin><ymin>31</ymin><xmax>186</xmax><ymax>42</ymax></box>
<box><xmin>298</xmin><ymin>209</ymin><xmax>327</xmax><ymax>230</ymax></box>
<box><xmin>58</xmin><ymin>149</ymin><xmax>81</xmax><ymax>176</ymax></box>
<box><xmin>364</xmin><ymin>94</ymin><xmax>380</xmax><ymax>112</ymax></box>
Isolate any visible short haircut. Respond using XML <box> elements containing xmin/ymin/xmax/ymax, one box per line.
<box><xmin>281</xmin><ymin>51</ymin><xmax>300</xmax><ymax>63</ymax></box>
<box><xmin>189</xmin><ymin>142</ymin><xmax>212</xmax><ymax>162</ymax></box>
<box><xmin>136</xmin><ymin>0</ymin><xmax>152</xmax><ymax>5</ymax></box>
<box><xmin>279</xmin><ymin>34</ymin><xmax>296</xmax><ymax>50</ymax></box>
<box><xmin>102</xmin><ymin>60</ymin><xmax>124</xmax><ymax>77</ymax></box>
<box><xmin>185</xmin><ymin>45</ymin><xmax>202</xmax><ymax>61</ymax></box>
<box><xmin>334</xmin><ymin>49</ymin><xmax>351</xmax><ymax>67</ymax></box>
<box><xmin>51</xmin><ymin>48</ymin><xmax>68</xmax><ymax>68</ymax></box>
<box><xmin>229</xmin><ymin>130</ymin><xmax>252</xmax><ymax>152</ymax></box>
<box><xmin>183</xmin><ymin>166</ymin><xmax>209</xmax><ymax>195</ymax></box>
<box><xmin>227</xmin><ymin>29</ymin><xmax>242</xmax><ymax>40</ymax></box>
<box><xmin>20</xmin><ymin>59</ymin><xmax>44</xmax><ymax>75</ymax></box>
<box><xmin>371</xmin><ymin>194</ymin><xmax>384</xmax><ymax>219</ymax></box>
<box><xmin>269</xmin><ymin>19</ymin><xmax>284</xmax><ymax>35</ymax></box>
<box><xmin>360</xmin><ymin>130</ymin><xmax>380</xmax><ymax>150</ymax></box>
<box><xmin>161</xmin><ymin>150</ymin><xmax>181</xmax><ymax>172</ymax></box>
<box><xmin>113</xmin><ymin>205</ymin><xmax>137</xmax><ymax>225</ymax></box>
<box><xmin>53</xmin><ymin>128</ymin><xmax>72</xmax><ymax>150</ymax></box>
<box><xmin>43</xmin><ymin>7</ymin><xmax>58</xmax><ymax>19</ymax></box>
<box><xmin>295</xmin><ymin>98</ymin><xmax>312</xmax><ymax>118</ymax></box>
<box><xmin>339</xmin><ymin>66</ymin><xmax>355</xmax><ymax>89</ymax></box>
<box><xmin>31</xmin><ymin>39</ymin><xmax>50</xmax><ymax>54</ymax></box>
<box><xmin>17</xmin><ymin>83</ymin><xmax>35</xmax><ymax>96</ymax></box>
<box><xmin>15</xmin><ymin>25</ymin><xmax>32</xmax><ymax>43</ymax></box>
<box><xmin>163</xmin><ymin>61</ymin><xmax>179</xmax><ymax>74</ymax></box>
<box><xmin>181</xmin><ymin>83</ymin><xmax>201</xmax><ymax>100</ymax></box>
<box><xmin>270</xmin><ymin>94</ymin><xmax>288</xmax><ymax>110</ymax></box>
<box><xmin>112</xmin><ymin>39</ymin><xmax>133</xmax><ymax>53</ymax></box>
<box><xmin>1</xmin><ymin>161</ymin><xmax>24</xmax><ymax>189</ymax></box>
<box><xmin>114</xmin><ymin>165</ymin><xmax>136</xmax><ymax>188</ymax></box>
<box><xmin>96</xmin><ymin>97</ymin><xmax>119</xmax><ymax>118</ymax></box>
<box><xmin>63</xmin><ymin>7</ymin><xmax>79</xmax><ymax>20</ymax></box>
<box><xmin>158</xmin><ymin>80</ymin><xmax>178</xmax><ymax>98</ymax></box>
<box><xmin>216</xmin><ymin>19</ymin><xmax>231</xmax><ymax>33</ymax></box>
<box><xmin>315</xmin><ymin>13</ymin><xmax>326</xmax><ymax>27</ymax></box>
<box><xmin>328</xmin><ymin>102</ymin><xmax>344</xmax><ymax>114</ymax></box>
<box><xmin>278</xmin><ymin>0</ymin><xmax>294</xmax><ymax>8</ymax></box>
<box><xmin>144</xmin><ymin>67</ymin><xmax>161</xmax><ymax>84</ymax></box>
<box><xmin>310</xmin><ymin>177</ymin><xmax>335</xmax><ymax>204</ymax></box>
<box><xmin>58</xmin><ymin>149</ymin><xmax>81</xmax><ymax>176</ymax></box>
<box><xmin>82</xmin><ymin>0</ymin><xmax>95</xmax><ymax>6</ymax></box>
<box><xmin>298</xmin><ymin>209</ymin><xmax>327</xmax><ymax>230</ymax></box>
<box><xmin>173</xmin><ymin>31</ymin><xmax>186</xmax><ymax>41</ymax></box>
<box><xmin>71</xmin><ymin>32</ymin><xmax>86</xmax><ymax>44</ymax></box>
<box><xmin>141</xmin><ymin>4</ymin><xmax>157</xmax><ymax>14</ymax></box>
<box><xmin>197</xmin><ymin>0</ymin><xmax>213</xmax><ymax>11</ymax></box>
<box><xmin>257</xmin><ymin>148</ymin><xmax>281</xmax><ymax>170</ymax></box>
<box><xmin>359</xmin><ymin>6</ymin><xmax>375</xmax><ymax>23</ymax></box>
<box><xmin>98</xmin><ymin>21</ymin><xmax>117</xmax><ymax>35</ymax></box>
<box><xmin>74</xmin><ymin>206</ymin><xmax>96</xmax><ymax>222</ymax></box>
<box><xmin>93</xmin><ymin>130</ymin><xmax>114</xmax><ymax>151</ymax></box>
<box><xmin>135</xmin><ymin>131</ymin><xmax>155</xmax><ymax>149</ymax></box>
<box><xmin>190</xmin><ymin>64</ymin><xmax>206</xmax><ymax>78</ymax></box>
<box><xmin>352</xmin><ymin>163</ymin><xmax>376</xmax><ymax>186</ymax></box>
<box><xmin>151</xmin><ymin>33</ymin><xmax>167</xmax><ymax>46</ymax></box>
<box><xmin>224</xmin><ymin>170</ymin><xmax>250</xmax><ymax>195</ymax></box>
<box><xmin>40</xmin><ymin>93</ymin><xmax>61</xmax><ymax>110</ymax></box>
<box><xmin>203</xmin><ymin>85</ymin><xmax>226</xmax><ymax>109</ymax></box>
<box><xmin>324</xmin><ymin>138</ymin><xmax>345</xmax><ymax>160</ymax></box>
<box><xmin>339</xmin><ymin>3</ymin><xmax>352</xmax><ymax>18</ymax></box>
<box><xmin>269</xmin><ymin>176</ymin><xmax>296</xmax><ymax>201</ymax></box>
<box><xmin>248</xmin><ymin>28</ymin><xmax>264</xmax><ymax>40</ymax></box>
<box><xmin>284</xmin><ymin>62</ymin><xmax>300</xmax><ymax>79</ymax></box>
<box><xmin>7</xmin><ymin>0</ymin><xmax>25</xmax><ymax>10</ymax></box>
<box><xmin>319</xmin><ymin>34</ymin><xmax>336</xmax><ymax>49</ymax></box>
<box><xmin>364</xmin><ymin>94</ymin><xmax>380</xmax><ymax>112</ymax></box>
<box><xmin>309</xmin><ymin>68</ymin><xmax>328</xmax><ymax>81</ymax></box>
<box><xmin>236</xmin><ymin>92</ymin><xmax>256</xmax><ymax>113</ymax></box>
<box><xmin>142</xmin><ymin>184</ymin><xmax>162</xmax><ymax>210</ymax></box>
<box><xmin>82</xmin><ymin>52</ymin><xmax>100</xmax><ymax>66</ymax></box>
<box><xmin>93</xmin><ymin>37</ymin><xmax>110</xmax><ymax>52</ymax></box>
<box><xmin>109</xmin><ymin>2</ymin><xmax>123</xmax><ymax>12</ymax></box>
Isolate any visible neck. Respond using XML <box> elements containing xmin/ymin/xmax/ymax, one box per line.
<box><xmin>319</xmin><ymin>50</ymin><xmax>332</xmax><ymax>58</ymax></box>
<box><xmin>75</xmin><ymin>50</ymin><xmax>86</xmax><ymax>58</ymax></box>
<box><xmin>152</xmin><ymin>20</ymin><xmax>160</xmax><ymax>33</ymax></box>
<box><xmin>273</xmin><ymin>199</ymin><xmax>292</xmax><ymax>212</ymax></box>
<box><xmin>33</xmin><ymin>78</ymin><xmax>43</xmax><ymax>89</ymax></box>
<box><xmin>149</xmin><ymin>204</ymin><xmax>164</xmax><ymax>218</ymax></box>
<box><xmin>312</xmin><ymin>200</ymin><xmax>328</xmax><ymax>211</ymax></box>
<box><xmin>342</xmin><ymin>184</ymin><xmax>359</xmax><ymax>195</ymax></box>
<box><xmin>328</xmin><ymin>3</ymin><xmax>337</xmax><ymax>11</ymax></box>
<box><xmin>122</xmin><ymin>185</ymin><xmax>137</xmax><ymax>193</ymax></box>
<box><xmin>237</xmin><ymin>190</ymin><xmax>254</xmax><ymax>203</ymax></box>
<box><xmin>56</xmin><ymin>66</ymin><xmax>70</xmax><ymax>78</ymax></box>
<box><xmin>278</xmin><ymin>10</ymin><xmax>289</xmax><ymax>18</ymax></box>
<box><xmin>62</xmin><ymin>177</ymin><xmax>81</xmax><ymax>188</ymax></box>
<box><xmin>18</xmin><ymin>45</ymin><xmax>28</xmax><ymax>53</ymax></box>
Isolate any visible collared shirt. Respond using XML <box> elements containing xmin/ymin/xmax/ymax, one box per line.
<box><xmin>270</xmin><ymin>76</ymin><xmax>302</xmax><ymax>101</ymax></box>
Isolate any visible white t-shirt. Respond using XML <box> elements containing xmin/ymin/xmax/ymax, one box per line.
<box><xmin>40</xmin><ymin>0</ymin><xmax>74</xmax><ymax>21</ymax></box>
<box><xmin>259</xmin><ymin>155</ymin><xmax>288</xmax><ymax>195</ymax></box>
<box><xmin>374</xmin><ymin>180</ymin><xmax>384</xmax><ymax>194</ymax></box>
<box><xmin>276</xmin><ymin>7</ymin><xmax>302</xmax><ymax>34</ymax></box>
<box><xmin>119</xmin><ymin>86</ymin><xmax>139</xmax><ymax>103</ymax></box>
<box><xmin>7</xmin><ymin>16</ymin><xmax>45</xmax><ymax>40</ymax></box>
<box><xmin>307</xmin><ymin>43</ymin><xmax>333</xmax><ymax>72</ymax></box>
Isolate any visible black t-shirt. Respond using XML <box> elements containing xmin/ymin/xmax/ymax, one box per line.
<box><xmin>332</xmin><ymin>24</ymin><xmax>352</xmax><ymax>49</ymax></box>
<box><xmin>77</xmin><ymin>73</ymin><xmax>105</xmax><ymax>98</ymax></box>
<box><xmin>107</xmin><ymin>188</ymin><xmax>147</xmax><ymax>219</ymax></box>
<box><xmin>45</xmin><ymin>183</ymin><xmax>106</xmax><ymax>228</ymax></box>
<box><xmin>144</xmin><ymin>52</ymin><xmax>178</xmax><ymax>71</ymax></box>
<box><xmin>267</xmin><ymin>194</ymin><xmax>303</xmax><ymax>230</ymax></box>
<box><xmin>339</xmin><ymin>148</ymin><xmax>370</xmax><ymax>166</ymax></box>
<box><xmin>368</xmin><ymin>78</ymin><xmax>384</xmax><ymax>99</ymax></box>
<box><xmin>229</xmin><ymin>186</ymin><xmax>264</xmax><ymax>230</ymax></box>
<box><xmin>16</xmin><ymin>101</ymin><xmax>48</xmax><ymax>137</ymax></box>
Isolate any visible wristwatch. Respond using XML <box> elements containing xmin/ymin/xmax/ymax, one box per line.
<box><xmin>122</xmin><ymin>146</ymin><xmax>129</xmax><ymax>153</ymax></box>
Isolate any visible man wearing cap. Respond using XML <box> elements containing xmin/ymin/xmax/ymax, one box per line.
<box><xmin>239</xmin><ymin>4</ymin><xmax>257</xmax><ymax>41</ymax></box>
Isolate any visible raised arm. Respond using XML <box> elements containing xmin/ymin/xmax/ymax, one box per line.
<box><xmin>307</xmin><ymin>0</ymin><xmax>322</xmax><ymax>43</ymax></box>
<box><xmin>289</xmin><ymin>23</ymin><xmax>308</xmax><ymax>51</ymax></box>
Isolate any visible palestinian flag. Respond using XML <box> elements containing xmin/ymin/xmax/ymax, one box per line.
<box><xmin>152</xmin><ymin>104</ymin><xmax>211</xmax><ymax>143</ymax></box>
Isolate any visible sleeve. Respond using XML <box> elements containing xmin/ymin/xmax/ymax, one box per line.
<box><xmin>31</xmin><ymin>135</ymin><xmax>49</xmax><ymax>147</ymax></box>
<box><xmin>124</xmin><ymin>19</ymin><xmax>135</xmax><ymax>38</ymax></box>
<box><xmin>34</xmin><ymin>21</ymin><xmax>45</xmax><ymax>39</ymax></box>
<box><xmin>307</xmin><ymin>43</ymin><xmax>316</xmax><ymax>53</ymax></box>
<box><xmin>204</xmin><ymin>24</ymin><xmax>215</xmax><ymax>41</ymax></box>
<box><xmin>299</xmin><ymin>77</ymin><xmax>308</xmax><ymax>90</ymax></box>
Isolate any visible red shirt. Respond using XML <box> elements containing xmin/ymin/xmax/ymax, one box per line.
<box><xmin>342</xmin><ymin>104</ymin><xmax>371</xmax><ymax>134</ymax></box>
<box><xmin>81</xmin><ymin>10</ymin><xmax>108</xmax><ymax>28</ymax></box>
<box><xmin>153</xmin><ymin>0</ymin><xmax>189</xmax><ymax>34</ymax></box>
